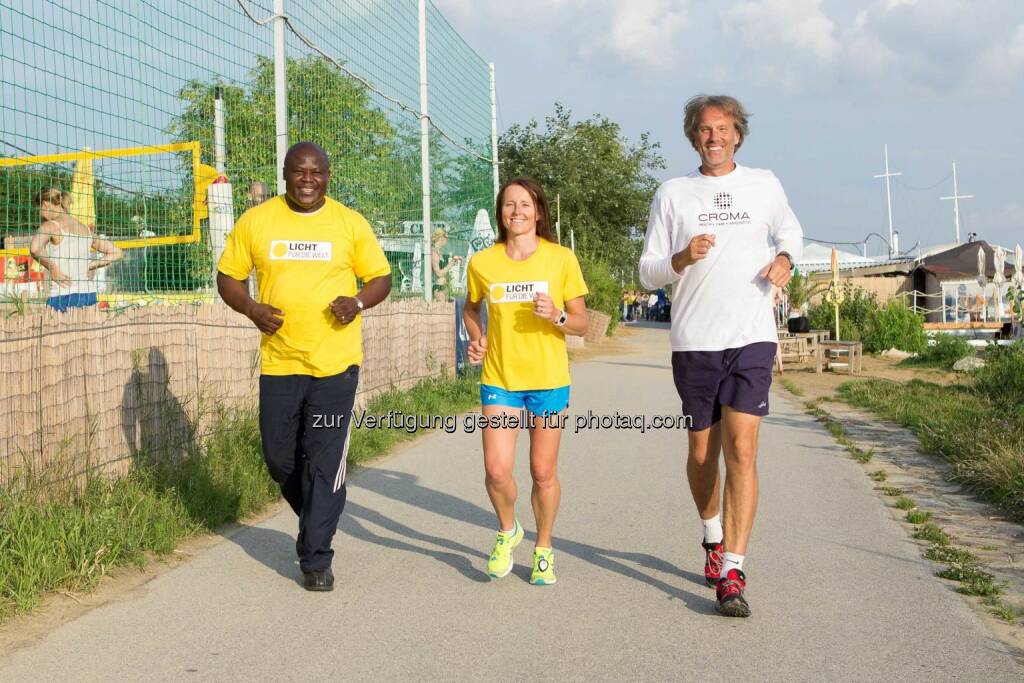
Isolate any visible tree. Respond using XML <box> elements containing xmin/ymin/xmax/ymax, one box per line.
<box><xmin>167</xmin><ymin>55</ymin><xmax>420</xmax><ymax>230</ymax></box>
<box><xmin>498</xmin><ymin>103</ymin><xmax>665</xmax><ymax>274</ymax></box>
<box><xmin>786</xmin><ymin>271</ymin><xmax>828</xmax><ymax>315</ymax></box>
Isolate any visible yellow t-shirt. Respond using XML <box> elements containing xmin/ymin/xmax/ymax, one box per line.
<box><xmin>218</xmin><ymin>196</ymin><xmax>391</xmax><ymax>377</ymax></box>
<box><xmin>467</xmin><ymin>239</ymin><xmax>588</xmax><ymax>391</ymax></box>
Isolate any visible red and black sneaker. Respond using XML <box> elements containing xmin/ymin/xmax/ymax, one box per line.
<box><xmin>716</xmin><ymin>568</ymin><xmax>751</xmax><ymax>617</ymax></box>
<box><xmin>701</xmin><ymin>540</ymin><xmax>724</xmax><ymax>586</ymax></box>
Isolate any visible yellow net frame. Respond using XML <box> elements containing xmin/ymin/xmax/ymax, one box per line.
<box><xmin>0</xmin><ymin>141</ymin><xmax>202</xmax><ymax>257</ymax></box>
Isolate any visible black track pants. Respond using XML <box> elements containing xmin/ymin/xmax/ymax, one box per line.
<box><xmin>258</xmin><ymin>366</ymin><xmax>359</xmax><ymax>572</ymax></box>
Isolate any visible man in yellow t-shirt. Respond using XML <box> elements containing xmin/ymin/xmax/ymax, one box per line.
<box><xmin>217</xmin><ymin>141</ymin><xmax>391</xmax><ymax>592</ymax></box>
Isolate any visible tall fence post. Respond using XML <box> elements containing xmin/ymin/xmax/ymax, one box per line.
<box><xmin>418</xmin><ymin>0</ymin><xmax>432</xmax><ymax>301</ymax></box>
<box><xmin>214</xmin><ymin>87</ymin><xmax>226</xmax><ymax>174</ymax></box>
<box><xmin>273</xmin><ymin>0</ymin><xmax>288</xmax><ymax>196</ymax></box>
<box><xmin>490</xmin><ymin>62</ymin><xmax>499</xmax><ymax>201</ymax></box>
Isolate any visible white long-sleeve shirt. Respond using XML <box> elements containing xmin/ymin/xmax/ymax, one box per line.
<box><xmin>639</xmin><ymin>164</ymin><xmax>803</xmax><ymax>352</ymax></box>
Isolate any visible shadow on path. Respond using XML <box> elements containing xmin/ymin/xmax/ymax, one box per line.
<box><xmin>346</xmin><ymin>468</ymin><xmax>714</xmax><ymax>613</ymax></box>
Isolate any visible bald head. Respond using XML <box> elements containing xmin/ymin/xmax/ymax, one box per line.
<box><xmin>284</xmin><ymin>141</ymin><xmax>329</xmax><ymax>169</ymax></box>
<box><xmin>283</xmin><ymin>141</ymin><xmax>330</xmax><ymax>213</ymax></box>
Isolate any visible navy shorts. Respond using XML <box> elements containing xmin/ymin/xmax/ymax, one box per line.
<box><xmin>671</xmin><ymin>342</ymin><xmax>777</xmax><ymax>431</ymax></box>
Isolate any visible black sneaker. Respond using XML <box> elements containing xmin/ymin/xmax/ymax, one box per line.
<box><xmin>302</xmin><ymin>568</ymin><xmax>334</xmax><ymax>592</ymax></box>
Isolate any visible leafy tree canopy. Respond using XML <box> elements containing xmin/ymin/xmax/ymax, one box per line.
<box><xmin>498</xmin><ymin>102</ymin><xmax>665</xmax><ymax>277</ymax></box>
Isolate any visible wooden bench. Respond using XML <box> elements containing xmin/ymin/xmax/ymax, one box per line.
<box><xmin>778</xmin><ymin>336</ymin><xmax>810</xmax><ymax>363</ymax></box>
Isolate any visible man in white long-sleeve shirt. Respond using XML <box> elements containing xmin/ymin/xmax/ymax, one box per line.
<box><xmin>639</xmin><ymin>95</ymin><xmax>802</xmax><ymax>618</ymax></box>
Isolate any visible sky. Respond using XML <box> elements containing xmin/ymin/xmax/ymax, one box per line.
<box><xmin>434</xmin><ymin>0</ymin><xmax>1024</xmax><ymax>258</ymax></box>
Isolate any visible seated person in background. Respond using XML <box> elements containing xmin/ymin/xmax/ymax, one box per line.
<box><xmin>431</xmin><ymin>227</ymin><xmax>462</xmax><ymax>302</ymax></box>
<box><xmin>30</xmin><ymin>187</ymin><xmax>121</xmax><ymax>312</ymax></box>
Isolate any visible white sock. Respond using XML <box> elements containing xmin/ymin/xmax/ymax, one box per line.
<box><xmin>500</xmin><ymin>520</ymin><xmax>517</xmax><ymax>534</ymax></box>
<box><xmin>701</xmin><ymin>514</ymin><xmax>723</xmax><ymax>545</ymax></box>
<box><xmin>720</xmin><ymin>552</ymin><xmax>744</xmax><ymax>578</ymax></box>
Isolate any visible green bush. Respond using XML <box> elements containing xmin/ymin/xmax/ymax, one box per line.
<box><xmin>973</xmin><ymin>341</ymin><xmax>1024</xmax><ymax>414</ymax></box>
<box><xmin>579</xmin><ymin>257</ymin><xmax>622</xmax><ymax>334</ymax></box>
<box><xmin>863</xmin><ymin>299</ymin><xmax>927</xmax><ymax>354</ymax></box>
<box><xmin>920</xmin><ymin>333</ymin><xmax>973</xmax><ymax>368</ymax></box>
<box><xmin>807</xmin><ymin>284</ymin><xmax>879</xmax><ymax>341</ymax></box>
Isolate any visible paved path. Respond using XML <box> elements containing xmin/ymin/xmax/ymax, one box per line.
<box><xmin>1</xmin><ymin>325</ymin><xmax>1019</xmax><ymax>681</ymax></box>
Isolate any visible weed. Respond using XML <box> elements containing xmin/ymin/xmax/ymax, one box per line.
<box><xmin>780</xmin><ymin>378</ymin><xmax>804</xmax><ymax>396</ymax></box>
<box><xmin>987</xmin><ymin>604</ymin><xmax>1015</xmax><ymax>623</ymax></box>
<box><xmin>850</xmin><ymin>446</ymin><xmax>874</xmax><ymax>463</ymax></box>
<box><xmin>938</xmin><ymin>564</ymin><xmax>1000</xmax><ymax>597</ymax></box>
<box><xmin>956</xmin><ymin>575</ymin><xmax>1001</xmax><ymax>598</ymax></box>
<box><xmin>906</xmin><ymin>509</ymin><xmax>932</xmax><ymax>524</ymax></box>
<box><xmin>924</xmin><ymin>545</ymin><xmax>974</xmax><ymax>563</ymax></box>
<box><xmin>911</xmin><ymin>523</ymin><xmax>948</xmax><ymax>544</ymax></box>
<box><xmin>825</xmin><ymin>420</ymin><xmax>846</xmax><ymax>439</ymax></box>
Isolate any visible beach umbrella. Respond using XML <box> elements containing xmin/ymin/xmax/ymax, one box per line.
<box><xmin>976</xmin><ymin>246</ymin><xmax>988</xmax><ymax>321</ymax></box>
<box><xmin>993</xmin><ymin>246</ymin><xmax>1006</xmax><ymax>319</ymax></box>
<box><xmin>69</xmin><ymin>148</ymin><xmax>95</xmax><ymax>230</ymax></box>
<box><xmin>1015</xmin><ymin>244</ymin><xmax>1024</xmax><ymax>288</ymax></box>
<box><xmin>1012</xmin><ymin>244</ymin><xmax>1024</xmax><ymax>326</ymax></box>
<box><xmin>823</xmin><ymin>246</ymin><xmax>845</xmax><ymax>339</ymax></box>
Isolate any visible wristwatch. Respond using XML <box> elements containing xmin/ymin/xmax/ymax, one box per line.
<box><xmin>554</xmin><ymin>309</ymin><xmax>568</xmax><ymax>327</ymax></box>
<box><xmin>778</xmin><ymin>251</ymin><xmax>794</xmax><ymax>269</ymax></box>
<box><xmin>354</xmin><ymin>296</ymin><xmax>365</xmax><ymax>312</ymax></box>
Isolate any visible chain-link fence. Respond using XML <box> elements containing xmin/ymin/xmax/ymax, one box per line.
<box><xmin>1</xmin><ymin>0</ymin><xmax>497</xmax><ymax>309</ymax></box>
<box><xmin>0</xmin><ymin>0</ymin><xmax>490</xmax><ymax>486</ymax></box>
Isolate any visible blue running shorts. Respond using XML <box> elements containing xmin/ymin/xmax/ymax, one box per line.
<box><xmin>480</xmin><ymin>384</ymin><xmax>570</xmax><ymax>415</ymax></box>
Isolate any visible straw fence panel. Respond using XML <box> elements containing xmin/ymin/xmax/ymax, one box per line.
<box><xmin>0</xmin><ymin>300</ymin><xmax>454</xmax><ymax>487</ymax></box>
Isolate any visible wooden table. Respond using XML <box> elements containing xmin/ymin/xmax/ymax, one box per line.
<box><xmin>816</xmin><ymin>340</ymin><xmax>863</xmax><ymax>374</ymax></box>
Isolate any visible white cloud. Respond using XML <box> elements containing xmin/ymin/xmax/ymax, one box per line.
<box><xmin>433</xmin><ymin>0</ymin><xmax>1024</xmax><ymax>94</ymax></box>
<box><xmin>596</xmin><ymin>0</ymin><xmax>690</xmax><ymax>69</ymax></box>
<box><xmin>722</xmin><ymin>0</ymin><xmax>840</xmax><ymax>90</ymax></box>
<box><xmin>837</xmin><ymin>0</ymin><xmax>1024</xmax><ymax>95</ymax></box>
<box><xmin>438</xmin><ymin>0</ymin><xmax>691</xmax><ymax>70</ymax></box>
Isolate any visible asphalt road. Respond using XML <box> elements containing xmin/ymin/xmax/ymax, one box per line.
<box><xmin>1</xmin><ymin>324</ymin><xmax>1019</xmax><ymax>681</ymax></box>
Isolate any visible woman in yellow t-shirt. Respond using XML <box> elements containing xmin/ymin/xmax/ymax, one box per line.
<box><xmin>464</xmin><ymin>177</ymin><xmax>589</xmax><ymax>585</ymax></box>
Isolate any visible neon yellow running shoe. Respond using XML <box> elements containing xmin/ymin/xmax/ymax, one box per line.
<box><xmin>530</xmin><ymin>546</ymin><xmax>556</xmax><ymax>585</ymax></box>
<box><xmin>487</xmin><ymin>520</ymin><xmax>523</xmax><ymax>579</ymax></box>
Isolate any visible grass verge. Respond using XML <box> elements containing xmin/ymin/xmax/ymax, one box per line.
<box><xmin>803</xmin><ymin>389</ymin><xmax>1018</xmax><ymax>624</ymax></box>
<box><xmin>802</xmin><ymin>399</ymin><xmax>872</xmax><ymax>463</ymax></box>
<box><xmin>837</xmin><ymin>379</ymin><xmax>1024</xmax><ymax>519</ymax></box>
<box><xmin>0</xmin><ymin>369</ymin><xmax>481</xmax><ymax>623</ymax></box>
<box><xmin>779</xmin><ymin>378</ymin><xmax>804</xmax><ymax>396</ymax></box>
<box><xmin>347</xmin><ymin>369</ymin><xmax>480</xmax><ymax>467</ymax></box>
